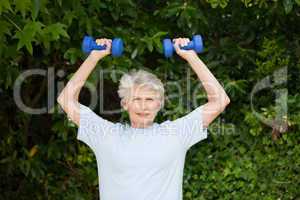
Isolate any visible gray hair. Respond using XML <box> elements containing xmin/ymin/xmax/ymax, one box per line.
<box><xmin>117</xmin><ymin>69</ymin><xmax>165</xmax><ymax>109</ymax></box>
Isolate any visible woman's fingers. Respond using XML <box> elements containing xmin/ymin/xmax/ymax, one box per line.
<box><xmin>171</xmin><ymin>37</ymin><xmax>195</xmax><ymax>60</ymax></box>
<box><xmin>105</xmin><ymin>39</ymin><xmax>112</xmax><ymax>50</ymax></box>
<box><xmin>183</xmin><ymin>38</ymin><xmax>190</xmax><ymax>46</ymax></box>
<box><xmin>95</xmin><ymin>39</ymin><xmax>104</xmax><ymax>46</ymax></box>
<box><xmin>173</xmin><ymin>39</ymin><xmax>181</xmax><ymax>52</ymax></box>
<box><xmin>95</xmin><ymin>38</ymin><xmax>112</xmax><ymax>46</ymax></box>
<box><xmin>95</xmin><ymin>38</ymin><xmax>112</xmax><ymax>52</ymax></box>
<box><xmin>172</xmin><ymin>38</ymin><xmax>190</xmax><ymax>47</ymax></box>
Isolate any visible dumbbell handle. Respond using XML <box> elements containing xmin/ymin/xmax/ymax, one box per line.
<box><xmin>84</xmin><ymin>36</ymin><xmax>107</xmax><ymax>51</ymax></box>
<box><xmin>90</xmin><ymin>43</ymin><xmax>107</xmax><ymax>51</ymax></box>
<box><xmin>179</xmin><ymin>41</ymin><xmax>195</xmax><ymax>50</ymax></box>
<box><xmin>165</xmin><ymin>40</ymin><xmax>195</xmax><ymax>51</ymax></box>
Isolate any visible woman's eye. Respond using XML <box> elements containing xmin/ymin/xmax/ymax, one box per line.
<box><xmin>133</xmin><ymin>98</ymin><xmax>154</xmax><ymax>101</ymax></box>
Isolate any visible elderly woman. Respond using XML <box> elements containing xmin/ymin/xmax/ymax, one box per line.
<box><xmin>57</xmin><ymin>38</ymin><xmax>230</xmax><ymax>200</ymax></box>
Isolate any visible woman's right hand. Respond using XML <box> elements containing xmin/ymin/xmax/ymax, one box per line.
<box><xmin>89</xmin><ymin>38</ymin><xmax>112</xmax><ymax>61</ymax></box>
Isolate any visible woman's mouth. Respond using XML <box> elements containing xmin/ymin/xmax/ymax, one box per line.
<box><xmin>137</xmin><ymin>113</ymin><xmax>150</xmax><ymax>117</ymax></box>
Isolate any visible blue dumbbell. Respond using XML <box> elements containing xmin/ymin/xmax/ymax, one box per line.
<box><xmin>82</xmin><ymin>36</ymin><xmax>124</xmax><ymax>57</ymax></box>
<box><xmin>163</xmin><ymin>35</ymin><xmax>204</xmax><ymax>58</ymax></box>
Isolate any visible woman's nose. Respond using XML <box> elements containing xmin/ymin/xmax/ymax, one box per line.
<box><xmin>138</xmin><ymin>100</ymin><xmax>148</xmax><ymax>109</ymax></box>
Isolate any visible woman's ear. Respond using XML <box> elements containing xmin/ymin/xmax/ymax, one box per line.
<box><xmin>121</xmin><ymin>99</ymin><xmax>128</xmax><ymax>110</ymax></box>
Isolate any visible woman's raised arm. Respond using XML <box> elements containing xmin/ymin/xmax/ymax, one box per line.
<box><xmin>173</xmin><ymin>38</ymin><xmax>230</xmax><ymax>128</ymax></box>
<box><xmin>57</xmin><ymin>39</ymin><xmax>112</xmax><ymax>126</ymax></box>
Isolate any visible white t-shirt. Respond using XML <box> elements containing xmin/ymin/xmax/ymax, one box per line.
<box><xmin>77</xmin><ymin>103</ymin><xmax>207</xmax><ymax>200</ymax></box>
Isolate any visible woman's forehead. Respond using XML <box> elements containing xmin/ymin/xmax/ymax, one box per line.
<box><xmin>131</xmin><ymin>86</ymin><xmax>159</xmax><ymax>96</ymax></box>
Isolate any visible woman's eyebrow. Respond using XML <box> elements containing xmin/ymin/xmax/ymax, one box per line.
<box><xmin>133</xmin><ymin>96</ymin><xmax>156</xmax><ymax>99</ymax></box>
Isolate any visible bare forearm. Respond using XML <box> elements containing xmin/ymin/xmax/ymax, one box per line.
<box><xmin>57</xmin><ymin>55</ymin><xmax>101</xmax><ymax>102</ymax></box>
<box><xmin>186</xmin><ymin>53</ymin><xmax>230</xmax><ymax>104</ymax></box>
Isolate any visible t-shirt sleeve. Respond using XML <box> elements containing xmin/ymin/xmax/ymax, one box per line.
<box><xmin>170</xmin><ymin>105</ymin><xmax>208</xmax><ymax>151</ymax></box>
<box><xmin>77</xmin><ymin>103</ymin><xmax>116</xmax><ymax>152</ymax></box>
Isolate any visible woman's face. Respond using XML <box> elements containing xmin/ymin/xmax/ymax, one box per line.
<box><xmin>122</xmin><ymin>85</ymin><xmax>162</xmax><ymax>128</ymax></box>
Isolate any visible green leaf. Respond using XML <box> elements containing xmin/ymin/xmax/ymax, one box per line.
<box><xmin>31</xmin><ymin>0</ymin><xmax>40</xmax><ymax>20</ymax></box>
<box><xmin>131</xmin><ymin>48</ymin><xmax>138</xmax><ymax>59</ymax></box>
<box><xmin>64</xmin><ymin>48</ymin><xmax>82</xmax><ymax>64</ymax></box>
<box><xmin>14</xmin><ymin>21</ymin><xmax>44</xmax><ymax>54</ymax></box>
<box><xmin>151</xmin><ymin>31</ymin><xmax>168</xmax><ymax>39</ymax></box>
<box><xmin>207</xmin><ymin>0</ymin><xmax>219</xmax><ymax>8</ymax></box>
<box><xmin>206</xmin><ymin>0</ymin><xmax>229</xmax><ymax>8</ymax></box>
<box><xmin>15</xmin><ymin>0</ymin><xmax>31</xmax><ymax>18</ymax></box>
<box><xmin>42</xmin><ymin>23</ymin><xmax>69</xmax><ymax>41</ymax></box>
<box><xmin>146</xmin><ymin>41</ymin><xmax>153</xmax><ymax>52</ymax></box>
<box><xmin>154</xmin><ymin>38</ymin><xmax>162</xmax><ymax>53</ymax></box>
<box><xmin>220</xmin><ymin>0</ymin><xmax>229</xmax><ymax>8</ymax></box>
<box><xmin>283</xmin><ymin>0</ymin><xmax>294</xmax><ymax>14</ymax></box>
<box><xmin>296</xmin><ymin>0</ymin><xmax>300</xmax><ymax>6</ymax></box>
<box><xmin>0</xmin><ymin>20</ymin><xmax>11</xmax><ymax>38</ymax></box>
<box><xmin>63</xmin><ymin>11</ymin><xmax>77</xmax><ymax>25</ymax></box>
<box><xmin>0</xmin><ymin>0</ymin><xmax>12</xmax><ymax>14</ymax></box>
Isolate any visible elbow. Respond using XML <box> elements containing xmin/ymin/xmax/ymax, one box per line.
<box><xmin>57</xmin><ymin>94</ymin><xmax>67</xmax><ymax>106</ymax></box>
<box><xmin>218</xmin><ymin>95</ymin><xmax>230</xmax><ymax>112</ymax></box>
<box><xmin>221</xmin><ymin>91</ymin><xmax>230</xmax><ymax>105</ymax></box>
<box><xmin>224</xmin><ymin>96</ymin><xmax>230</xmax><ymax>106</ymax></box>
<box><xmin>208</xmin><ymin>95</ymin><xmax>231</xmax><ymax>112</ymax></box>
<box><xmin>56</xmin><ymin>89</ymin><xmax>75</xmax><ymax>105</ymax></box>
<box><xmin>57</xmin><ymin>88</ymin><xmax>65</xmax><ymax>104</ymax></box>
<box><xmin>221</xmin><ymin>96</ymin><xmax>230</xmax><ymax>111</ymax></box>
<box><xmin>57</xmin><ymin>95</ymin><xmax>63</xmax><ymax>104</ymax></box>
<box><xmin>56</xmin><ymin>93</ymin><xmax>78</xmax><ymax>109</ymax></box>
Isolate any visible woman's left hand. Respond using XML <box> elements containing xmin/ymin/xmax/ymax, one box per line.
<box><xmin>173</xmin><ymin>38</ymin><xmax>197</xmax><ymax>61</ymax></box>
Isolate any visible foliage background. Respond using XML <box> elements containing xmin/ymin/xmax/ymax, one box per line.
<box><xmin>0</xmin><ymin>0</ymin><xmax>300</xmax><ymax>199</ymax></box>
